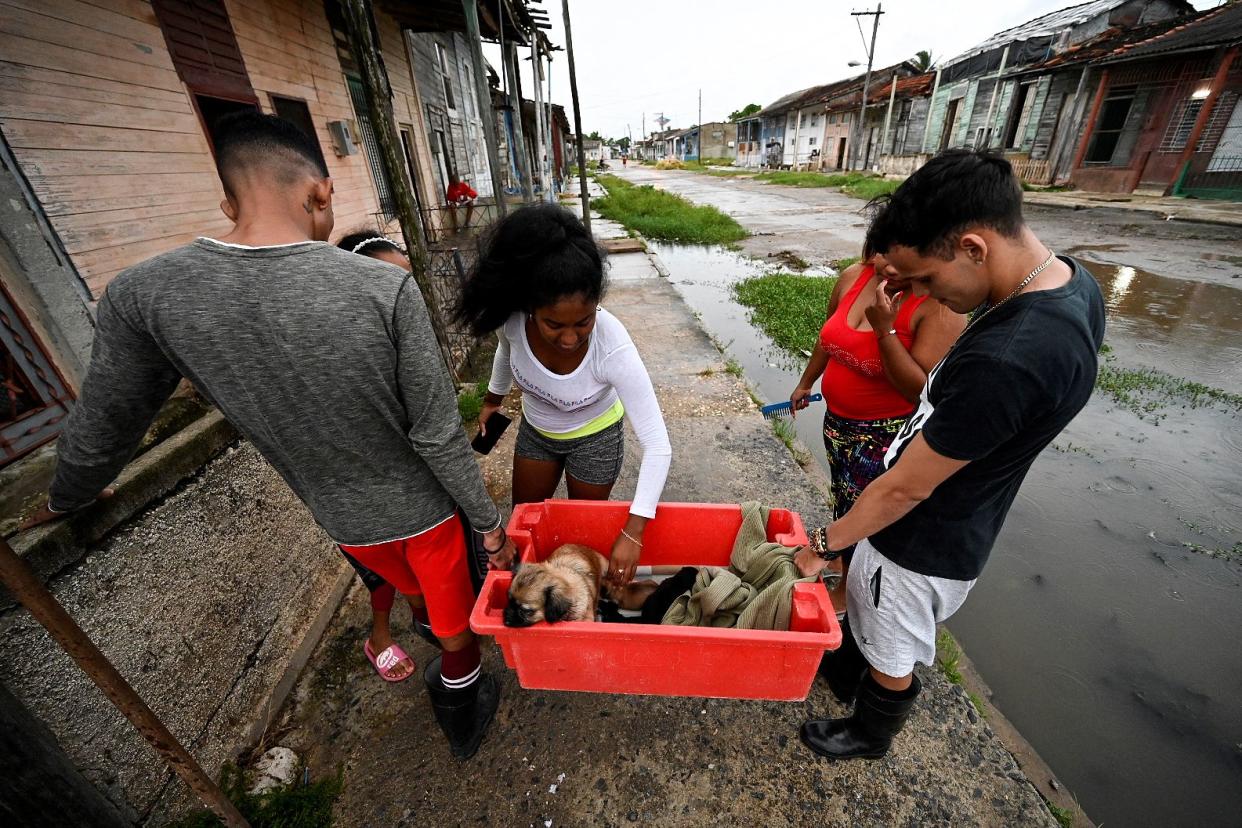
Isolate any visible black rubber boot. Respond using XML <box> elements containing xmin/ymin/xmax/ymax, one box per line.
<box><xmin>412</xmin><ymin>618</ymin><xmax>442</xmax><ymax>649</ymax></box>
<box><xmin>817</xmin><ymin>615</ymin><xmax>868</xmax><ymax>705</ymax></box>
<box><xmin>423</xmin><ymin>655</ymin><xmax>499</xmax><ymax>760</ymax></box>
<box><xmin>799</xmin><ymin>672</ymin><xmax>921</xmax><ymax>760</ymax></box>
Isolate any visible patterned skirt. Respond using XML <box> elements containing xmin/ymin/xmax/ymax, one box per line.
<box><xmin>822</xmin><ymin>408</ymin><xmax>909</xmax><ymax>526</ymax></box>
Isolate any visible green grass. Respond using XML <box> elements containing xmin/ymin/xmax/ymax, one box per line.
<box><xmin>1095</xmin><ymin>359</ymin><xmax>1242</xmax><ymax>420</ymax></box>
<box><xmin>751</xmin><ymin>170</ymin><xmax>902</xmax><ymax>200</ymax></box>
<box><xmin>731</xmin><ymin>272</ymin><xmax>837</xmax><ymax>355</ymax></box>
<box><xmin>702</xmin><ymin>168</ymin><xmax>758</xmax><ymax>178</ymax></box>
<box><xmin>830</xmin><ymin>255</ymin><xmax>861</xmax><ymax>272</ymax></box>
<box><xmin>594</xmin><ymin>174</ymin><xmax>748</xmax><ymax>244</ymax></box>
<box><xmin>771</xmin><ymin>416</ymin><xmax>797</xmax><ymax>450</ymax></box>
<box><xmin>733</xmin><ymin>273</ymin><xmax>1242</xmax><ymax>418</ymax></box>
<box><xmin>457</xmin><ymin>379</ymin><xmax>488</xmax><ymax>423</ymax></box>
<box><xmin>1047</xmin><ymin>802</ymin><xmax>1074</xmax><ymax>828</ymax></box>
<box><xmin>724</xmin><ymin>358</ymin><xmax>744</xmax><ymax>378</ymax></box>
<box><xmin>168</xmin><ymin>764</ymin><xmax>341</xmax><ymax>828</ymax></box>
<box><xmin>936</xmin><ymin>628</ymin><xmax>964</xmax><ymax>685</ymax></box>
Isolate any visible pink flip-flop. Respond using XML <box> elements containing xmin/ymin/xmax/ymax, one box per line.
<box><xmin>364</xmin><ymin>640</ymin><xmax>415</xmax><ymax>683</ymax></box>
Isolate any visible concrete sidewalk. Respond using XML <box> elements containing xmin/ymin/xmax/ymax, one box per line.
<box><xmin>1022</xmin><ymin>188</ymin><xmax>1241</xmax><ymax>227</ymax></box>
<box><xmin>271</xmin><ymin>244</ymin><xmax>1058</xmax><ymax>827</ymax></box>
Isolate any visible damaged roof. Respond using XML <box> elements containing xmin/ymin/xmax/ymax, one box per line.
<box><xmin>1015</xmin><ymin>13</ymin><xmax>1197</xmax><ymax>71</ymax></box>
<box><xmin>759</xmin><ymin>61</ymin><xmax>921</xmax><ymax>117</ymax></box>
<box><xmin>1100</xmin><ymin>0</ymin><xmax>1242</xmax><ymax>63</ymax></box>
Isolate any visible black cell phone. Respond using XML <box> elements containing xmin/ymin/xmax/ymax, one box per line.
<box><xmin>470</xmin><ymin>411</ymin><xmax>512</xmax><ymax>455</ymax></box>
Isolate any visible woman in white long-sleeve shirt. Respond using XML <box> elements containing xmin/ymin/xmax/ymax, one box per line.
<box><xmin>457</xmin><ymin>204</ymin><xmax>672</xmax><ymax>585</ymax></box>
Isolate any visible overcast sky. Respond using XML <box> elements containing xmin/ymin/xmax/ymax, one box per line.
<box><xmin>484</xmin><ymin>0</ymin><xmax>1221</xmax><ymax>140</ymax></box>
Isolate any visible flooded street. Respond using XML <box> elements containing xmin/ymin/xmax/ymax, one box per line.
<box><xmin>630</xmin><ymin>166</ymin><xmax>1242</xmax><ymax>827</ymax></box>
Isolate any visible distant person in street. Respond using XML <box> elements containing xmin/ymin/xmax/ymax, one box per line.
<box><xmin>446</xmin><ymin>173</ymin><xmax>477</xmax><ymax>234</ymax></box>
<box><xmin>621</xmin><ymin>154</ymin><xmax>628</xmax><ymax>167</ymax></box>
<box><xmin>789</xmin><ymin>251</ymin><xmax>964</xmax><ymax>616</ymax></box>
<box><xmin>25</xmin><ymin>112</ymin><xmax>514</xmax><ymax>760</ymax></box>
<box><xmin>796</xmin><ymin>149</ymin><xmax>1105</xmax><ymax>760</ymax></box>
<box><xmin>456</xmin><ymin>203</ymin><xmax>673</xmax><ymax>587</ymax></box>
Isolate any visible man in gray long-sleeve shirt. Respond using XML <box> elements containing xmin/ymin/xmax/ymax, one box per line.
<box><xmin>28</xmin><ymin>112</ymin><xmax>507</xmax><ymax>760</ymax></box>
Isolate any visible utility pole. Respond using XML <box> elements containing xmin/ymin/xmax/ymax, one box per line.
<box><xmin>697</xmin><ymin>88</ymin><xmax>702</xmax><ymax>160</ymax></box>
<box><xmin>850</xmin><ymin>2</ymin><xmax>883</xmax><ymax>171</ymax></box>
<box><xmin>344</xmin><ymin>0</ymin><xmax>454</xmax><ymax>375</ymax></box>
<box><xmin>531</xmin><ymin>36</ymin><xmax>548</xmax><ymax>197</ymax></box>
<box><xmin>562</xmin><ymin>0</ymin><xmax>590</xmax><ymax>231</ymax></box>
<box><xmin>880</xmin><ymin>71</ymin><xmax>898</xmax><ymax>159</ymax></box>
<box><xmin>462</xmin><ymin>0</ymin><xmax>509</xmax><ymax>218</ymax></box>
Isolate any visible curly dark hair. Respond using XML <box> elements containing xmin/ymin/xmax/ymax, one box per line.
<box><xmin>455</xmin><ymin>203</ymin><xmax>607</xmax><ymax>336</ymax></box>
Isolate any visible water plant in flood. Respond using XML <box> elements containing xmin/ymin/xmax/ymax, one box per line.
<box><xmin>594</xmin><ymin>175</ymin><xmax>748</xmax><ymax>244</ymax></box>
<box><xmin>732</xmin><ymin>272</ymin><xmax>838</xmax><ymax>355</ymax></box>
<box><xmin>734</xmin><ymin>271</ymin><xmax>1241</xmax><ymax>419</ymax></box>
<box><xmin>751</xmin><ymin>171</ymin><xmax>903</xmax><ymax>200</ymax></box>
<box><xmin>1095</xmin><ymin>360</ymin><xmax>1242</xmax><ymax>421</ymax></box>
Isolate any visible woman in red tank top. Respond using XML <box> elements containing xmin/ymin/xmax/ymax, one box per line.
<box><xmin>790</xmin><ymin>252</ymin><xmax>965</xmax><ymax>611</ymax></box>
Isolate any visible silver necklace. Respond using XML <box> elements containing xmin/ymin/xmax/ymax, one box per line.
<box><xmin>960</xmin><ymin>250</ymin><xmax>1056</xmax><ymax>338</ymax></box>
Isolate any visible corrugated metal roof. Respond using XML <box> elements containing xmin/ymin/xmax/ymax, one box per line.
<box><xmin>947</xmin><ymin>0</ymin><xmax>1131</xmax><ymax>65</ymax></box>
<box><xmin>868</xmin><ymin>72</ymin><xmax>936</xmax><ymax>103</ymax></box>
<box><xmin>1016</xmin><ymin>14</ymin><xmax>1195</xmax><ymax>71</ymax></box>
<box><xmin>1101</xmin><ymin>0</ymin><xmax>1242</xmax><ymax>63</ymax></box>
<box><xmin>758</xmin><ymin>61</ymin><xmax>918</xmax><ymax>117</ymax></box>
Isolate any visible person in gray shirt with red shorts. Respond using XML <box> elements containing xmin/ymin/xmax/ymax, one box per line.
<box><xmin>24</xmin><ymin>112</ymin><xmax>514</xmax><ymax>761</ymax></box>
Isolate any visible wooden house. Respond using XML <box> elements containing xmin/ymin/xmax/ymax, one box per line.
<box><xmin>0</xmin><ymin>0</ymin><xmax>548</xmax><ymax>467</ymax></box>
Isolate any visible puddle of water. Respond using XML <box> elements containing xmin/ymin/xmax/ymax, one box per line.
<box><xmin>653</xmin><ymin>240</ymin><xmax>1242</xmax><ymax>828</ymax></box>
<box><xmin>1070</xmin><ymin>254</ymin><xmax>1242</xmax><ymax>389</ymax></box>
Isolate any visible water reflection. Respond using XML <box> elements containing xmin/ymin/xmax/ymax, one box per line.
<box><xmin>1070</xmin><ymin>254</ymin><xmax>1242</xmax><ymax>389</ymax></box>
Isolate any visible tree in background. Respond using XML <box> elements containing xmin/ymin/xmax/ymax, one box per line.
<box><xmin>913</xmin><ymin>50</ymin><xmax>934</xmax><ymax>71</ymax></box>
<box><xmin>729</xmin><ymin>103</ymin><xmax>762</xmax><ymax>122</ymax></box>
<box><xmin>586</xmin><ymin>130</ymin><xmax>604</xmax><ymax>142</ymax></box>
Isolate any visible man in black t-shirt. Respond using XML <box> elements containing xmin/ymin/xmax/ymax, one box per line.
<box><xmin>796</xmin><ymin>149</ymin><xmax>1105</xmax><ymax>761</ymax></box>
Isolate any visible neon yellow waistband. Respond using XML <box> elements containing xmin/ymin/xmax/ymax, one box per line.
<box><xmin>531</xmin><ymin>399</ymin><xmax>625</xmax><ymax>440</ymax></box>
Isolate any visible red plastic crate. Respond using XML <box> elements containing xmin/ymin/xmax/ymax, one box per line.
<box><xmin>470</xmin><ymin>500</ymin><xmax>841</xmax><ymax>701</ymax></box>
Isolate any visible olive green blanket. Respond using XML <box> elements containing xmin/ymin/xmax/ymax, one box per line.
<box><xmin>661</xmin><ymin>501</ymin><xmax>815</xmax><ymax>630</ymax></box>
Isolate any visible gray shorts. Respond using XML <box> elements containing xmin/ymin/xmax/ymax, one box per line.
<box><xmin>514</xmin><ymin>417</ymin><xmax>625</xmax><ymax>486</ymax></box>
<box><xmin>847</xmin><ymin>538</ymin><xmax>976</xmax><ymax>677</ymax></box>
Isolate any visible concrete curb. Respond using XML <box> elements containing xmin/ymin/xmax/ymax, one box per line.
<box><xmin>246</xmin><ymin>562</ymin><xmax>356</xmax><ymax>752</ymax></box>
<box><xmin>2</xmin><ymin>410</ymin><xmax>238</xmax><ymax>608</ymax></box>
<box><xmin>939</xmin><ymin>626</ymin><xmax>1095</xmax><ymax>827</ymax></box>
<box><xmin>1023</xmin><ymin>192</ymin><xmax>1242</xmax><ymax>228</ymax></box>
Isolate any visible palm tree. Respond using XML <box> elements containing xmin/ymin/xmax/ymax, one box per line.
<box><xmin>914</xmin><ymin>50</ymin><xmax>934</xmax><ymax>71</ymax></box>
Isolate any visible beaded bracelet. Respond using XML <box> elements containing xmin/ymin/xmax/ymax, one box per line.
<box><xmin>620</xmin><ymin>528</ymin><xmax>643</xmax><ymax>547</ymax></box>
<box><xmin>809</xmin><ymin>526</ymin><xmax>841</xmax><ymax>561</ymax></box>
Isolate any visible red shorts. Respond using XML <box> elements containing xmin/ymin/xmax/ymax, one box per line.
<box><xmin>339</xmin><ymin>515</ymin><xmax>474</xmax><ymax>639</ymax></box>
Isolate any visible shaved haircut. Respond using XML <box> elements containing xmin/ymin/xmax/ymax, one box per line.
<box><xmin>214</xmin><ymin>110</ymin><xmax>330</xmax><ymax>198</ymax></box>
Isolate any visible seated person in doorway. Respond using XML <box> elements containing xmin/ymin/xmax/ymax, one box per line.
<box><xmin>797</xmin><ymin>149</ymin><xmax>1105</xmax><ymax>761</ymax></box>
<box><xmin>24</xmin><ymin>112</ymin><xmax>515</xmax><ymax>761</ymax></box>
<box><xmin>446</xmin><ymin>173</ymin><xmax>477</xmax><ymax>233</ymax></box>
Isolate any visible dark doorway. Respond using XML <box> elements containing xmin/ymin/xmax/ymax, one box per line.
<box><xmin>941</xmin><ymin>98</ymin><xmax>961</xmax><ymax>150</ymax></box>
<box><xmin>836</xmin><ymin>137</ymin><xmax>847</xmax><ymax>170</ymax></box>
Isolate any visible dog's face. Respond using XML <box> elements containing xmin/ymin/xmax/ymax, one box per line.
<box><xmin>503</xmin><ymin>544</ymin><xmax>605</xmax><ymax>627</ymax></box>
<box><xmin>504</xmin><ymin>565</ymin><xmax>578</xmax><ymax>627</ymax></box>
